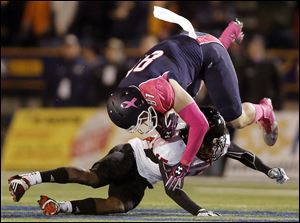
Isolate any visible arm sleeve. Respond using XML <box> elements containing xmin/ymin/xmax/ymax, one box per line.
<box><xmin>226</xmin><ymin>143</ymin><xmax>270</xmax><ymax>175</ymax></box>
<box><xmin>179</xmin><ymin>102</ymin><xmax>209</xmax><ymax>166</ymax></box>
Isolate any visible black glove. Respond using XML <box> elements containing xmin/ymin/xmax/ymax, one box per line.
<box><xmin>156</xmin><ymin>112</ymin><xmax>179</xmax><ymax>139</ymax></box>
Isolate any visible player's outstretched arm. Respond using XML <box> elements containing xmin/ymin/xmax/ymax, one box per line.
<box><xmin>226</xmin><ymin>143</ymin><xmax>289</xmax><ymax>184</ymax></box>
<box><xmin>165</xmin><ymin>79</ymin><xmax>209</xmax><ymax>191</ymax></box>
<box><xmin>169</xmin><ymin>79</ymin><xmax>209</xmax><ymax>167</ymax></box>
<box><xmin>159</xmin><ymin>162</ymin><xmax>220</xmax><ymax>216</ymax></box>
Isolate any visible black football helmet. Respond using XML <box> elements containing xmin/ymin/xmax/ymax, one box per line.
<box><xmin>107</xmin><ymin>86</ymin><xmax>158</xmax><ymax>134</ymax></box>
<box><xmin>198</xmin><ymin>106</ymin><xmax>228</xmax><ymax>162</ymax></box>
<box><xmin>179</xmin><ymin>106</ymin><xmax>229</xmax><ymax>162</ymax></box>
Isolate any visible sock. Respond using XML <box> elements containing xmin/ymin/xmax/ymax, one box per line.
<box><xmin>20</xmin><ymin>171</ymin><xmax>42</xmax><ymax>186</ymax></box>
<box><xmin>59</xmin><ymin>201</ymin><xmax>72</xmax><ymax>213</ymax></box>
<box><xmin>40</xmin><ymin>168</ymin><xmax>69</xmax><ymax>183</ymax></box>
<box><xmin>253</xmin><ymin>103</ymin><xmax>264</xmax><ymax>123</ymax></box>
<box><xmin>71</xmin><ymin>198</ymin><xmax>97</xmax><ymax>214</ymax></box>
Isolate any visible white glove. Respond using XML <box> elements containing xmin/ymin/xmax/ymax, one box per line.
<box><xmin>197</xmin><ymin>208</ymin><xmax>221</xmax><ymax>217</ymax></box>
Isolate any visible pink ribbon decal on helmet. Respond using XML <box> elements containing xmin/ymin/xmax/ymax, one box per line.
<box><xmin>121</xmin><ymin>97</ymin><xmax>138</xmax><ymax>109</ymax></box>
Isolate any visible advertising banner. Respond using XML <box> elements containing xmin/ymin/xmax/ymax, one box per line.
<box><xmin>2</xmin><ymin>108</ymin><xmax>115</xmax><ymax>170</ymax></box>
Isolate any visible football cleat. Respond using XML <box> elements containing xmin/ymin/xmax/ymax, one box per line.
<box><xmin>233</xmin><ymin>18</ymin><xmax>244</xmax><ymax>44</ymax></box>
<box><xmin>258</xmin><ymin>98</ymin><xmax>278</xmax><ymax>146</ymax></box>
<box><xmin>197</xmin><ymin>208</ymin><xmax>221</xmax><ymax>216</ymax></box>
<box><xmin>268</xmin><ymin>168</ymin><xmax>289</xmax><ymax>184</ymax></box>
<box><xmin>38</xmin><ymin>195</ymin><xmax>61</xmax><ymax>216</ymax></box>
<box><xmin>225</xmin><ymin>18</ymin><xmax>244</xmax><ymax>45</ymax></box>
<box><xmin>8</xmin><ymin>175</ymin><xmax>30</xmax><ymax>202</ymax></box>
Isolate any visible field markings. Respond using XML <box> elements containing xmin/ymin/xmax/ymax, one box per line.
<box><xmin>1</xmin><ymin>206</ymin><xmax>299</xmax><ymax>222</ymax></box>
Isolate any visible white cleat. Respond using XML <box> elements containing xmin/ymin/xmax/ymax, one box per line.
<box><xmin>268</xmin><ymin>168</ymin><xmax>289</xmax><ymax>184</ymax></box>
<box><xmin>8</xmin><ymin>175</ymin><xmax>30</xmax><ymax>202</ymax></box>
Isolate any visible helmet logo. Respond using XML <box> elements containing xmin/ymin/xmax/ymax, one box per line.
<box><xmin>121</xmin><ymin>97</ymin><xmax>138</xmax><ymax>109</ymax></box>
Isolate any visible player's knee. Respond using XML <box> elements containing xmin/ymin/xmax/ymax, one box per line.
<box><xmin>104</xmin><ymin>197</ymin><xmax>126</xmax><ymax>213</ymax></box>
<box><xmin>87</xmin><ymin>171</ymin><xmax>101</xmax><ymax>188</ymax></box>
<box><xmin>105</xmin><ymin>197</ymin><xmax>140</xmax><ymax>213</ymax></box>
<box><xmin>75</xmin><ymin>170</ymin><xmax>100</xmax><ymax>188</ymax></box>
<box><xmin>123</xmin><ymin>201</ymin><xmax>137</xmax><ymax>213</ymax></box>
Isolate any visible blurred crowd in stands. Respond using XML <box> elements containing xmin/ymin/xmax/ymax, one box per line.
<box><xmin>1</xmin><ymin>1</ymin><xmax>299</xmax><ymax>109</ymax></box>
<box><xmin>2</xmin><ymin>1</ymin><xmax>299</xmax><ymax>48</ymax></box>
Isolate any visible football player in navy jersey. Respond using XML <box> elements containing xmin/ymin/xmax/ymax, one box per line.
<box><xmin>107</xmin><ymin>7</ymin><xmax>278</xmax><ymax>191</ymax></box>
<box><xmin>8</xmin><ymin>107</ymin><xmax>288</xmax><ymax>217</ymax></box>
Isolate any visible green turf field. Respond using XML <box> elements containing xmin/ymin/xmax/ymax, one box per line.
<box><xmin>1</xmin><ymin>171</ymin><xmax>299</xmax><ymax>222</ymax></box>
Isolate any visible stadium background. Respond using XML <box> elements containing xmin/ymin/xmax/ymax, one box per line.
<box><xmin>1</xmin><ymin>1</ymin><xmax>299</xmax><ymax>221</ymax></box>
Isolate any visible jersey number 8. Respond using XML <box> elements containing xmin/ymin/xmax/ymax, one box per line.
<box><xmin>126</xmin><ymin>50</ymin><xmax>164</xmax><ymax>76</ymax></box>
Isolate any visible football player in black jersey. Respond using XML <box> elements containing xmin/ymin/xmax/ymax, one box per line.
<box><xmin>8</xmin><ymin>107</ymin><xmax>288</xmax><ymax>217</ymax></box>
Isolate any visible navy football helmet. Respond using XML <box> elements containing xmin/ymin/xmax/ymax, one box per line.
<box><xmin>107</xmin><ymin>86</ymin><xmax>158</xmax><ymax>134</ymax></box>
